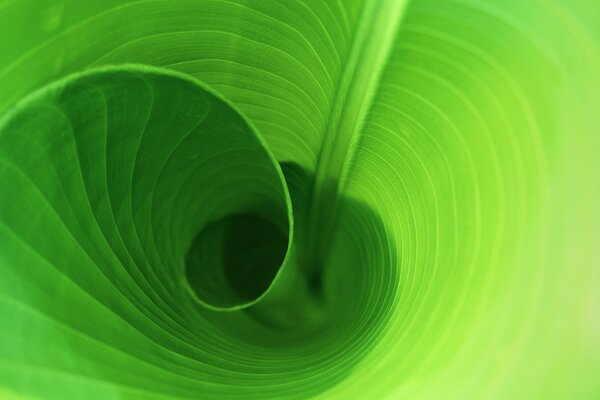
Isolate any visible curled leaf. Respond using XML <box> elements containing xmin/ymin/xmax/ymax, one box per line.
<box><xmin>1</xmin><ymin>1</ymin><xmax>599</xmax><ymax>399</ymax></box>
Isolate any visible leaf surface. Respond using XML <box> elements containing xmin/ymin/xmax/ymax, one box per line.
<box><xmin>0</xmin><ymin>1</ymin><xmax>599</xmax><ymax>399</ymax></box>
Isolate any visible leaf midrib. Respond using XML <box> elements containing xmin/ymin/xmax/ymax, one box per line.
<box><xmin>305</xmin><ymin>0</ymin><xmax>409</xmax><ymax>267</ymax></box>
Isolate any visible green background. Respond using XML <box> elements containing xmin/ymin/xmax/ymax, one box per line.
<box><xmin>0</xmin><ymin>0</ymin><xmax>599</xmax><ymax>399</ymax></box>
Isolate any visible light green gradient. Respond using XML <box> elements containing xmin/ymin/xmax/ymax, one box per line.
<box><xmin>0</xmin><ymin>1</ymin><xmax>599</xmax><ymax>399</ymax></box>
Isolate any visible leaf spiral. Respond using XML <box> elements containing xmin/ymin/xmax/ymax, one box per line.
<box><xmin>0</xmin><ymin>1</ymin><xmax>599</xmax><ymax>399</ymax></box>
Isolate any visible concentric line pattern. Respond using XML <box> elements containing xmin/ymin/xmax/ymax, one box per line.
<box><xmin>0</xmin><ymin>66</ymin><xmax>396</xmax><ymax>399</ymax></box>
<box><xmin>0</xmin><ymin>0</ymin><xmax>599</xmax><ymax>399</ymax></box>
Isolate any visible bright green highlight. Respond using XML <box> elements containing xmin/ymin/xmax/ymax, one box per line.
<box><xmin>0</xmin><ymin>1</ymin><xmax>599</xmax><ymax>399</ymax></box>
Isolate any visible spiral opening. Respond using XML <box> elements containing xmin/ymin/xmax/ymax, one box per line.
<box><xmin>185</xmin><ymin>213</ymin><xmax>288</xmax><ymax>308</ymax></box>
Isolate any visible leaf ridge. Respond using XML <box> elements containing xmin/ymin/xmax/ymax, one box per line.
<box><xmin>306</xmin><ymin>0</ymin><xmax>409</xmax><ymax>268</ymax></box>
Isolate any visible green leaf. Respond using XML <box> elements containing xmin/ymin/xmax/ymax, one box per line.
<box><xmin>1</xmin><ymin>1</ymin><xmax>599</xmax><ymax>399</ymax></box>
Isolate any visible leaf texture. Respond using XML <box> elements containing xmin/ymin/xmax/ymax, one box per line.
<box><xmin>0</xmin><ymin>1</ymin><xmax>599</xmax><ymax>399</ymax></box>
